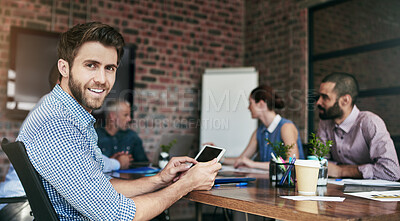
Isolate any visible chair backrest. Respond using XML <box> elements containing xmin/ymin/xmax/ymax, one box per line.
<box><xmin>1</xmin><ymin>138</ymin><xmax>58</xmax><ymax>221</ymax></box>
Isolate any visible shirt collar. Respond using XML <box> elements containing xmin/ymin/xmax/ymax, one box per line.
<box><xmin>267</xmin><ymin>114</ymin><xmax>282</xmax><ymax>133</ymax></box>
<box><xmin>52</xmin><ymin>84</ymin><xmax>96</xmax><ymax>129</ymax></box>
<box><xmin>337</xmin><ymin>105</ymin><xmax>359</xmax><ymax>133</ymax></box>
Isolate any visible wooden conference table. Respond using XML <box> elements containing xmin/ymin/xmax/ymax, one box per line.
<box><xmin>183</xmin><ymin>172</ymin><xmax>400</xmax><ymax>221</ymax></box>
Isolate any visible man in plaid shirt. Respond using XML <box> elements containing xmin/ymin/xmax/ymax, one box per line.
<box><xmin>17</xmin><ymin>22</ymin><xmax>221</xmax><ymax>220</ymax></box>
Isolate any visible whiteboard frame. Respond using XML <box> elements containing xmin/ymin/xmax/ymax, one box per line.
<box><xmin>200</xmin><ymin>67</ymin><xmax>259</xmax><ymax>157</ymax></box>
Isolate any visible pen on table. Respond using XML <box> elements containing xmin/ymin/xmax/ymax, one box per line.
<box><xmin>288</xmin><ymin>157</ymin><xmax>292</xmax><ymax>185</ymax></box>
<box><xmin>279</xmin><ymin>156</ymin><xmax>288</xmax><ymax>169</ymax></box>
<box><xmin>279</xmin><ymin>157</ymin><xmax>296</xmax><ymax>185</ymax></box>
<box><xmin>270</xmin><ymin>152</ymin><xmax>278</xmax><ymax>162</ymax></box>
<box><xmin>271</xmin><ymin>153</ymin><xmax>286</xmax><ymax>171</ymax></box>
<box><xmin>214</xmin><ymin>182</ymin><xmax>248</xmax><ymax>188</ymax></box>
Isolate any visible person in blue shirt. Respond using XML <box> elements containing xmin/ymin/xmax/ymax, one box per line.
<box><xmin>96</xmin><ymin>99</ymin><xmax>148</xmax><ymax>164</ymax></box>
<box><xmin>50</xmin><ymin>64</ymin><xmax>133</xmax><ymax>171</ymax></box>
<box><xmin>222</xmin><ymin>85</ymin><xmax>304</xmax><ymax>170</ymax></box>
<box><xmin>0</xmin><ymin>70</ymin><xmax>127</xmax><ymax>211</ymax></box>
<box><xmin>12</xmin><ymin>22</ymin><xmax>221</xmax><ymax>220</ymax></box>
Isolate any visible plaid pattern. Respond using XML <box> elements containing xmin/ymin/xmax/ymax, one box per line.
<box><xmin>17</xmin><ymin>85</ymin><xmax>136</xmax><ymax>220</ymax></box>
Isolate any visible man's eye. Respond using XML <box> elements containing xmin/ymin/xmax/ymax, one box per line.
<box><xmin>87</xmin><ymin>63</ymin><xmax>95</xmax><ymax>68</ymax></box>
<box><xmin>106</xmin><ymin>66</ymin><xmax>115</xmax><ymax>71</ymax></box>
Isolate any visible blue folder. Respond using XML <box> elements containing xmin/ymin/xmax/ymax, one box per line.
<box><xmin>215</xmin><ymin>177</ymin><xmax>256</xmax><ymax>184</ymax></box>
<box><xmin>115</xmin><ymin>167</ymin><xmax>160</xmax><ymax>174</ymax></box>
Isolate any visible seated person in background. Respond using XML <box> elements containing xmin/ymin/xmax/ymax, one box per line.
<box><xmin>316</xmin><ymin>72</ymin><xmax>400</xmax><ymax>181</ymax></box>
<box><xmin>96</xmin><ymin>100</ymin><xmax>149</xmax><ymax>164</ymax></box>
<box><xmin>222</xmin><ymin>85</ymin><xmax>304</xmax><ymax>170</ymax></box>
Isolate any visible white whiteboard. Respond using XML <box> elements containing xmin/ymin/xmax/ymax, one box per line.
<box><xmin>200</xmin><ymin>67</ymin><xmax>258</xmax><ymax>157</ymax></box>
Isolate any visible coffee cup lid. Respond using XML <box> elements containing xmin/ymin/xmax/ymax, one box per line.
<box><xmin>294</xmin><ymin>159</ymin><xmax>320</xmax><ymax>168</ymax></box>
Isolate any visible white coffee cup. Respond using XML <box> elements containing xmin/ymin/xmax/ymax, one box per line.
<box><xmin>294</xmin><ymin>160</ymin><xmax>320</xmax><ymax>195</ymax></box>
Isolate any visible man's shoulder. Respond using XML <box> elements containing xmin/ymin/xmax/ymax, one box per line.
<box><xmin>19</xmin><ymin>95</ymin><xmax>78</xmax><ymax>141</ymax></box>
<box><xmin>357</xmin><ymin>110</ymin><xmax>386</xmax><ymax>126</ymax></box>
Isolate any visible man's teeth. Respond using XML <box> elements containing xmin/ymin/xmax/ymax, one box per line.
<box><xmin>89</xmin><ymin>88</ymin><xmax>104</xmax><ymax>93</ymax></box>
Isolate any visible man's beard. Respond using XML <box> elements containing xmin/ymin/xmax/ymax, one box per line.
<box><xmin>318</xmin><ymin>100</ymin><xmax>343</xmax><ymax>120</ymax></box>
<box><xmin>69</xmin><ymin>72</ymin><xmax>106</xmax><ymax>110</ymax></box>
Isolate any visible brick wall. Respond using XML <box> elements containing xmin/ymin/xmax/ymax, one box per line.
<box><xmin>244</xmin><ymin>0</ymin><xmax>309</xmax><ymax>140</ymax></box>
<box><xmin>312</xmin><ymin>0</ymin><xmax>400</xmax><ymax>137</ymax></box>
<box><xmin>313</xmin><ymin>0</ymin><xmax>400</xmax><ymax>55</ymax></box>
<box><xmin>0</xmin><ymin>0</ymin><xmax>245</xmax><ymax>178</ymax></box>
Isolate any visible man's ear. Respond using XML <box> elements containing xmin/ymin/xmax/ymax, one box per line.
<box><xmin>57</xmin><ymin>59</ymin><xmax>69</xmax><ymax>78</ymax></box>
<box><xmin>339</xmin><ymin>94</ymin><xmax>352</xmax><ymax>107</ymax></box>
<box><xmin>109</xmin><ymin>112</ymin><xmax>117</xmax><ymax>121</ymax></box>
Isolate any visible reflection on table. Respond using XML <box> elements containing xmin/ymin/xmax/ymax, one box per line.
<box><xmin>184</xmin><ymin>171</ymin><xmax>400</xmax><ymax>220</ymax></box>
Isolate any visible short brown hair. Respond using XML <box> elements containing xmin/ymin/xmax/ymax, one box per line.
<box><xmin>322</xmin><ymin>72</ymin><xmax>359</xmax><ymax>106</ymax></box>
<box><xmin>57</xmin><ymin>22</ymin><xmax>125</xmax><ymax>69</ymax></box>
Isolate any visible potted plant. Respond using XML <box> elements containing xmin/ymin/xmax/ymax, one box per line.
<box><xmin>267</xmin><ymin>139</ymin><xmax>294</xmax><ymax>160</ymax></box>
<box><xmin>266</xmin><ymin>139</ymin><xmax>295</xmax><ymax>187</ymax></box>
<box><xmin>308</xmin><ymin>133</ymin><xmax>333</xmax><ymax>185</ymax></box>
<box><xmin>158</xmin><ymin>139</ymin><xmax>177</xmax><ymax>169</ymax></box>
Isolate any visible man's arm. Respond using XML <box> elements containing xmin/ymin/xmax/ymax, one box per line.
<box><xmin>110</xmin><ymin>156</ymin><xmax>217</xmax><ymax>197</ymax></box>
<box><xmin>32</xmin><ymin>119</ymin><xmax>136</xmax><ymax>220</ymax></box>
<box><xmin>357</xmin><ymin>115</ymin><xmax>400</xmax><ymax>180</ymax></box>
<box><xmin>328</xmin><ymin>163</ymin><xmax>362</xmax><ymax>178</ymax></box>
<box><xmin>131</xmin><ymin>159</ymin><xmax>221</xmax><ymax>221</ymax></box>
<box><xmin>102</xmin><ymin>154</ymin><xmax>121</xmax><ymax>172</ymax></box>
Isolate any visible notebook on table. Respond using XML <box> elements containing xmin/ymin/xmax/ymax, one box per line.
<box><xmin>115</xmin><ymin>167</ymin><xmax>160</xmax><ymax>174</ymax></box>
<box><xmin>214</xmin><ymin>177</ymin><xmax>256</xmax><ymax>184</ymax></box>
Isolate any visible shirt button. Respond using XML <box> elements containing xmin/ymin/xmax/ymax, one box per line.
<box><xmin>338</xmin><ymin>150</ymin><xmax>341</xmax><ymax>153</ymax></box>
<box><xmin>341</xmin><ymin>137</ymin><xmax>343</xmax><ymax>139</ymax></box>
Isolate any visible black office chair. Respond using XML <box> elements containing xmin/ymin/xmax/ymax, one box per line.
<box><xmin>1</xmin><ymin>138</ymin><xmax>58</xmax><ymax>221</ymax></box>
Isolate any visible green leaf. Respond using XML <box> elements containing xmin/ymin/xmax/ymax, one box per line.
<box><xmin>266</xmin><ymin>138</ymin><xmax>294</xmax><ymax>159</ymax></box>
<box><xmin>308</xmin><ymin>133</ymin><xmax>332</xmax><ymax>161</ymax></box>
<box><xmin>161</xmin><ymin>139</ymin><xmax>177</xmax><ymax>153</ymax></box>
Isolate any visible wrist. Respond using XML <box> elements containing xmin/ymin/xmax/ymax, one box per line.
<box><xmin>152</xmin><ymin>173</ymin><xmax>167</xmax><ymax>188</ymax></box>
<box><xmin>174</xmin><ymin>176</ymin><xmax>194</xmax><ymax>194</ymax></box>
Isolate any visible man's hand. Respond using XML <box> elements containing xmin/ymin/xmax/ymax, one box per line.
<box><xmin>328</xmin><ymin>162</ymin><xmax>363</xmax><ymax>178</ymax></box>
<box><xmin>328</xmin><ymin>162</ymin><xmax>341</xmax><ymax>177</ymax></box>
<box><xmin>158</xmin><ymin>156</ymin><xmax>198</xmax><ymax>185</ymax></box>
<box><xmin>179</xmin><ymin>159</ymin><xmax>221</xmax><ymax>191</ymax></box>
<box><xmin>110</xmin><ymin>152</ymin><xmax>133</xmax><ymax>170</ymax></box>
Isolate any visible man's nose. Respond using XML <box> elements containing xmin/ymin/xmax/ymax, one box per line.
<box><xmin>316</xmin><ymin>96</ymin><xmax>322</xmax><ymax>106</ymax></box>
<box><xmin>93</xmin><ymin>69</ymin><xmax>106</xmax><ymax>84</ymax></box>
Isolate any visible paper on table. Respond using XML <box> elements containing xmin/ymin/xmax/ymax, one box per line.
<box><xmin>328</xmin><ymin>179</ymin><xmax>400</xmax><ymax>187</ymax></box>
<box><xmin>343</xmin><ymin>179</ymin><xmax>400</xmax><ymax>187</ymax></box>
<box><xmin>219</xmin><ymin>165</ymin><xmax>268</xmax><ymax>174</ymax></box>
<box><xmin>280</xmin><ymin>196</ymin><xmax>345</xmax><ymax>202</ymax></box>
<box><xmin>345</xmin><ymin>190</ymin><xmax>400</xmax><ymax>202</ymax></box>
<box><xmin>327</xmin><ymin>178</ymin><xmax>345</xmax><ymax>185</ymax></box>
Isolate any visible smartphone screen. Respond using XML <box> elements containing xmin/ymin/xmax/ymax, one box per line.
<box><xmin>196</xmin><ymin>146</ymin><xmax>224</xmax><ymax>162</ymax></box>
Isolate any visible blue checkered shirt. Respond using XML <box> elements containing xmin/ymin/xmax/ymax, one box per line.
<box><xmin>17</xmin><ymin>85</ymin><xmax>136</xmax><ymax>220</ymax></box>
